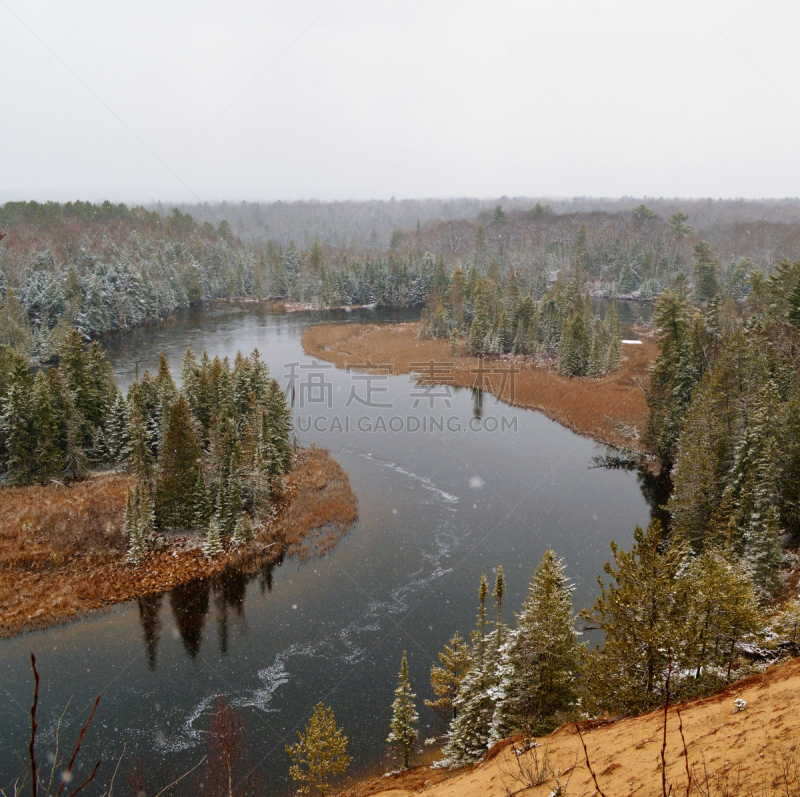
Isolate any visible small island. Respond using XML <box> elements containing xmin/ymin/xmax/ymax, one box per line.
<box><xmin>302</xmin><ymin>321</ymin><xmax>656</xmax><ymax>450</ymax></box>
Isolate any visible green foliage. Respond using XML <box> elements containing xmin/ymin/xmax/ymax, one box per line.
<box><xmin>490</xmin><ymin>550</ymin><xmax>580</xmax><ymax>739</ymax></box>
<box><xmin>424</xmin><ymin>631</ymin><xmax>472</xmax><ymax>721</ymax></box>
<box><xmin>287</xmin><ymin>703</ymin><xmax>351</xmax><ymax>796</ymax></box>
<box><xmin>203</xmin><ymin>515</ymin><xmax>224</xmax><ymax>559</ymax></box>
<box><xmin>693</xmin><ymin>241</ymin><xmax>720</xmax><ymax>303</ymax></box>
<box><xmin>581</xmin><ymin>520</ymin><xmax>767</xmax><ymax>714</ymax></box>
<box><xmin>155</xmin><ymin>394</ymin><xmax>202</xmax><ymax>529</ymax></box>
<box><xmin>387</xmin><ymin>651</ymin><xmax>419</xmax><ymax>770</ymax></box>
<box><xmin>421</xmin><ymin>266</ymin><xmax>620</xmax><ymax>376</ymax></box>
<box><xmin>581</xmin><ymin>520</ymin><xmax>687</xmax><ymax>715</ymax></box>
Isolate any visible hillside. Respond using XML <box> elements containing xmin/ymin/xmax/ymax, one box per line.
<box><xmin>355</xmin><ymin>655</ymin><xmax>800</xmax><ymax>797</ymax></box>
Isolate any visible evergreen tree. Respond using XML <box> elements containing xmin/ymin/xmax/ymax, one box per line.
<box><xmin>264</xmin><ymin>378</ymin><xmax>293</xmax><ymax>474</ymax></box>
<box><xmin>424</xmin><ymin>631</ymin><xmax>472</xmax><ymax>721</ymax></box>
<box><xmin>127</xmin><ymin>393</ymin><xmax>155</xmax><ymax>484</ymax></box>
<box><xmin>439</xmin><ymin>573</ymin><xmax>503</xmax><ymax>767</ymax></box>
<box><xmin>587</xmin><ymin>335</ymin><xmax>603</xmax><ymax>378</ymax></box>
<box><xmin>231</xmin><ymin>513</ymin><xmax>255</xmax><ymax>548</ymax></box>
<box><xmin>387</xmin><ymin>651</ymin><xmax>419</xmax><ymax>770</ymax></box>
<box><xmin>125</xmin><ymin>485</ymin><xmax>152</xmax><ymax>565</ymax></box>
<box><xmin>788</xmin><ymin>273</ymin><xmax>800</xmax><ymax>330</ymax></box>
<box><xmin>107</xmin><ymin>391</ymin><xmax>131</xmax><ymax>466</ymax></box>
<box><xmin>1</xmin><ymin>362</ymin><xmax>36</xmax><ymax>484</ymax></box>
<box><xmin>191</xmin><ymin>468</ymin><xmax>213</xmax><ymax>529</ymax></box>
<box><xmin>287</xmin><ymin>703</ymin><xmax>351</xmax><ymax>796</ymax></box>
<box><xmin>203</xmin><ymin>515</ymin><xmax>224</xmax><ymax>559</ymax></box>
<box><xmin>581</xmin><ymin>520</ymin><xmax>687</xmax><ymax>716</ymax></box>
<box><xmin>693</xmin><ymin>241</ymin><xmax>720</xmax><ymax>303</ymax></box>
<box><xmin>32</xmin><ymin>373</ymin><xmax>61</xmax><ymax>477</ymax></box>
<box><xmin>155</xmin><ymin>395</ymin><xmax>202</xmax><ymax>529</ymax></box>
<box><xmin>490</xmin><ymin>550</ymin><xmax>580</xmax><ymax>740</ymax></box>
<box><xmin>606</xmin><ymin>333</ymin><xmax>621</xmax><ymax>372</ymax></box>
<box><xmin>683</xmin><ymin>551</ymin><xmax>763</xmax><ymax>687</ymax></box>
<box><xmin>468</xmin><ymin>280</ymin><xmax>490</xmax><ymax>356</ymax></box>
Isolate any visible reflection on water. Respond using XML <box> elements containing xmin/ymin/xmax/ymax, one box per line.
<box><xmin>138</xmin><ymin>593</ymin><xmax>163</xmax><ymax>669</ymax></box>
<box><xmin>142</xmin><ymin>562</ymin><xmax>280</xmax><ymax>664</ymax></box>
<box><xmin>0</xmin><ymin>304</ymin><xmax>660</xmax><ymax>796</ymax></box>
<box><xmin>471</xmin><ymin>387</ymin><xmax>484</xmax><ymax>420</ymax></box>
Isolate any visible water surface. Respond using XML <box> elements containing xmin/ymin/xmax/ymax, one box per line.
<box><xmin>0</xmin><ymin>305</ymin><xmax>655</xmax><ymax>793</ymax></box>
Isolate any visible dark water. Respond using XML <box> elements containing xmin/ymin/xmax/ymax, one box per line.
<box><xmin>0</xmin><ymin>305</ymin><xmax>656</xmax><ymax>794</ymax></box>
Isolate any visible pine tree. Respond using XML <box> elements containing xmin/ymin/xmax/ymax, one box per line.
<box><xmin>191</xmin><ymin>468</ymin><xmax>213</xmax><ymax>529</ymax></box>
<box><xmin>264</xmin><ymin>378</ymin><xmax>293</xmax><ymax>475</ymax></box>
<box><xmin>581</xmin><ymin>520</ymin><xmax>687</xmax><ymax>716</ymax></box>
<box><xmin>155</xmin><ymin>395</ymin><xmax>202</xmax><ymax>529</ymax></box>
<box><xmin>683</xmin><ymin>551</ymin><xmax>763</xmax><ymax>687</ymax></box>
<box><xmin>490</xmin><ymin>550</ymin><xmax>580</xmax><ymax>740</ymax></box>
<box><xmin>424</xmin><ymin>631</ymin><xmax>472</xmax><ymax>721</ymax></box>
<box><xmin>387</xmin><ymin>651</ymin><xmax>419</xmax><ymax>770</ymax></box>
<box><xmin>468</xmin><ymin>280</ymin><xmax>490</xmax><ymax>356</ymax></box>
<box><xmin>287</xmin><ymin>703</ymin><xmax>351</xmax><ymax>796</ymax></box>
<box><xmin>439</xmin><ymin>573</ymin><xmax>503</xmax><ymax>767</ymax></box>
<box><xmin>137</xmin><ymin>481</ymin><xmax>156</xmax><ymax>547</ymax></box>
<box><xmin>31</xmin><ymin>372</ymin><xmax>61</xmax><ymax>478</ymax></box>
<box><xmin>128</xmin><ymin>395</ymin><xmax>154</xmax><ymax>484</ymax></box>
<box><xmin>693</xmin><ymin>241</ymin><xmax>720</xmax><ymax>303</ymax></box>
<box><xmin>107</xmin><ymin>391</ymin><xmax>131</xmax><ymax>467</ymax></box>
<box><xmin>587</xmin><ymin>335</ymin><xmax>603</xmax><ymax>378</ymax></box>
<box><xmin>125</xmin><ymin>487</ymin><xmax>147</xmax><ymax>565</ymax></box>
<box><xmin>203</xmin><ymin>515</ymin><xmax>224</xmax><ymax>559</ymax></box>
<box><xmin>449</xmin><ymin>327</ymin><xmax>461</xmax><ymax>356</ymax></box>
<box><xmin>606</xmin><ymin>333</ymin><xmax>621</xmax><ymax>373</ymax></box>
<box><xmin>1</xmin><ymin>363</ymin><xmax>36</xmax><ymax>484</ymax></box>
<box><xmin>154</xmin><ymin>351</ymin><xmax>178</xmax><ymax>411</ymax></box>
<box><xmin>231</xmin><ymin>513</ymin><xmax>255</xmax><ymax>548</ymax></box>
<box><xmin>788</xmin><ymin>274</ymin><xmax>800</xmax><ymax>330</ymax></box>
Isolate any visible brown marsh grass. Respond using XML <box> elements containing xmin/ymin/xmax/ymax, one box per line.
<box><xmin>301</xmin><ymin>322</ymin><xmax>656</xmax><ymax>451</ymax></box>
<box><xmin>0</xmin><ymin>449</ymin><xmax>357</xmax><ymax>637</ymax></box>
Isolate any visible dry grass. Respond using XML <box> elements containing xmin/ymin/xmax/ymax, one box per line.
<box><xmin>302</xmin><ymin>322</ymin><xmax>656</xmax><ymax>449</ymax></box>
<box><xmin>277</xmin><ymin>445</ymin><xmax>359</xmax><ymax>561</ymax></box>
<box><xmin>354</xmin><ymin>656</ymin><xmax>800</xmax><ymax>797</ymax></box>
<box><xmin>0</xmin><ymin>449</ymin><xmax>358</xmax><ymax>638</ymax></box>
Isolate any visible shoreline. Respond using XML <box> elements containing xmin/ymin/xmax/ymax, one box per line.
<box><xmin>0</xmin><ymin>447</ymin><xmax>357</xmax><ymax>639</ymax></box>
<box><xmin>301</xmin><ymin>321</ymin><xmax>656</xmax><ymax>452</ymax></box>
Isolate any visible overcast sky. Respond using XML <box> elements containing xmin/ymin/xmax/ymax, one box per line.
<box><xmin>1</xmin><ymin>0</ymin><xmax>799</xmax><ymax>203</ymax></box>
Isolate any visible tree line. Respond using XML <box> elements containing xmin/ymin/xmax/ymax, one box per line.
<box><xmin>0</xmin><ymin>330</ymin><xmax>293</xmax><ymax>563</ymax></box>
<box><xmin>419</xmin><ymin>263</ymin><xmax>622</xmax><ymax>376</ymax></box>
<box><xmin>3</xmin><ymin>199</ymin><xmax>800</xmax><ymax>368</ymax></box>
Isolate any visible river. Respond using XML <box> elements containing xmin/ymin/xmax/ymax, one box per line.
<box><xmin>0</xmin><ymin>304</ymin><xmax>657</xmax><ymax>794</ymax></box>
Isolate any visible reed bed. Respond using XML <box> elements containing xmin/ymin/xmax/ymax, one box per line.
<box><xmin>0</xmin><ymin>449</ymin><xmax>357</xmax><ymax>637</ymax></box>
<box><xmin>302</xmin><ymin>322</ymin><xmax>656</xmax><ymax>450</ymax></box>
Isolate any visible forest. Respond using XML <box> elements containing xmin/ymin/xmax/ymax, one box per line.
<box><xmin>3</xmin><ymin>198</ymin><xmax>800</xmax><ymax>365</ymax></box>
<box><xmin>0</xmin><ymin>326</ymin><xmax>293</xmax><ymax>563</ymax></box>
<box><xmin>6</xmin><ymin>197</ymin><xmax>800</xmax><ymax>794</ymax></box>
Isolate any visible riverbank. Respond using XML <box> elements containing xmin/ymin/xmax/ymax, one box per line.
<box><xmin>0</xmin><ymin>447</ymin><xmax>357</xmax><ymax>638</ymax></box>
<box><xmin>344</xmin><ymin>654</ymin><xmax>800</xmax><ymax>797</ymax></box>
<box><xmin>302</xmin><ymin>322</ymin><xmax>656</xmax><ymax>450</ymax></box>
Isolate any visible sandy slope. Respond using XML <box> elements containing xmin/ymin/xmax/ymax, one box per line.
<box><xmin>351</xmin><ymin>656</ymin><xmax>800</xmax><ymax>797</ymax></box>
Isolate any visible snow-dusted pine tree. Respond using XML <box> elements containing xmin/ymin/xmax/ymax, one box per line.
<box><xmin>125</xmin><ymin>488</ymin><xmax>147</xmax><ymax>565</ymax></box>
<box><xmin>438</xmin><ymin>570</ymin><xmax>505</xmax><ymax>768</ymax></box>
<box><xmin>387</xmin><ymin>651</ymin><xmax>419</xmax><ymax>770</ymax></box>
<box><xmin>191</xmin><ymin>468</ymin><xmax>212</xmax><ymax>529</ymax></box>
<box><xmin>106</xmin><ymin>392</ymin><xmax>131</xmax><ymax>467</ymax></box>
<box><xmin>203</xmin><ymin>515</ymin><xmax>224</xmax><ymax>559</ymax></box>
<box><xmin>231</xmin><ymin>514</ymin><xmax>255</xmax><ymax>548</ymax></box>
<box><xmin>490</xmin><ymin>550</ymin><xmax>580</xmax><ymax>741</ymax></box>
